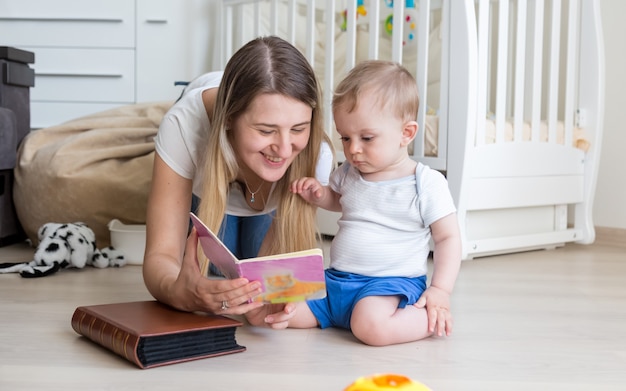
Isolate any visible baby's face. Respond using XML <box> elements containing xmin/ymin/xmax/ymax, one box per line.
<box><xmin>334</xmin><ymin>94</ymin><xmax>413</xmax><ymax>180</ymax></box>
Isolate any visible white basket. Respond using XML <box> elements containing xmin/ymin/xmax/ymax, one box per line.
<box><xmin>107</xmin><ymin>219</ymin><xmax>146</xmax><ymax>265</ymax></box>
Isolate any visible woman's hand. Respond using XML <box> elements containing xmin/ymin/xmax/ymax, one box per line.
<box><xmin>170</xmin><ymin>229</ymin><xmax>265</xmax><ymax>315</ymax></box>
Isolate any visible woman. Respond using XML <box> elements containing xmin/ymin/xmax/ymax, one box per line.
<box><xmin>142</xmin><ymin>36</ymin><xmax>334</xmax><ymax>321</ymax></box>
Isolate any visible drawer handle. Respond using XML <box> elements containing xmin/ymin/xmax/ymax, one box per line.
<box><xmin>0</xmin><ymin>17</ymin><xmax>123</xmax><ymax>23</ymax></box>
<box><xmin>37</xmin><ymin>72</ymin><xmax>123</xmax><ymax>78</ymax></box>
<box><xmin>145</xmin><ymin>19</ymin><xmax>168</xmax><ymax>24</ymax></box>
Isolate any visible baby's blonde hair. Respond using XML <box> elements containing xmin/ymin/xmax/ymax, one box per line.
<box><xmin>333</xmin><ymin>60</ymin><xmax>420</xmax><ymax>123</ymax></box>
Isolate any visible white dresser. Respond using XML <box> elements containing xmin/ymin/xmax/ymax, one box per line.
<box><xmin>0</xmin><ymin>0</ymin><xmax>214</xmax><ymax>128</ymax></box>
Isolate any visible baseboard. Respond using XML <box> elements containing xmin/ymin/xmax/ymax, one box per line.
<box><xmin>594</xmin><ymin>226</ymin><xmax>626</xmax><ymax>248</ymax></box>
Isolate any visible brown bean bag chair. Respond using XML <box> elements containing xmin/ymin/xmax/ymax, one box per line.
<box><xmin>14</xmin><ymin>101</ymin><xmax>173</xmax><ymax>247</ymax></box>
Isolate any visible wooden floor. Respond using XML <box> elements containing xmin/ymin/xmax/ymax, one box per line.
<box><xmin>1</xmin><ymin>239</ymin><xmax>624</xmax><ymax>391</ymax></box>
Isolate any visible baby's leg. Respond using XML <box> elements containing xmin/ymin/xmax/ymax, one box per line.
<box><xmin>350</xmin><ymin>296</ymin><xmax>432</xmax><ymax>346</ymax></box>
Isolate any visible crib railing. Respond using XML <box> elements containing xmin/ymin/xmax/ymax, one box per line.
<box><xmin>219</xmin><ymin>0</ymin><xmax>604</xmax><ymax>258</ymax></box>
<box><xmin>475</xmin><ymin>0</ymin><xmax>584</xmax><ymax>147</ymax></box>
<box><xmin>218</xmin><ymin>0</ymin><xmax>601</xmax><ymax>181</ymax></box>
<box><xmin>218</xmin><ymin>0</ymin><xmax>456</xmax><ymax>169</ymax></box>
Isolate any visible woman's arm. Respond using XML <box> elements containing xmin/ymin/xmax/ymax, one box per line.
<box><xmin>142</xmin><ymin>154</ymin><xmax>263</xmax><ymax>313</ymax></box>
<box><xmin>143</xmin><ymin>154</ymin><xmax>192</xmax><ymax>307</ymax></box>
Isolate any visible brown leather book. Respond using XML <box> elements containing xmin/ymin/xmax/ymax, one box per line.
<box><xmin>71</xmin><ymin>300</ymin><xmax>246</xmax><ymax>369</ymax></box>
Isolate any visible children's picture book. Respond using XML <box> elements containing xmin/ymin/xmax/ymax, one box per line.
<box><xmin>190</xmin><ymin>212</ymin><xmax>327</xmax><ymax>304</ymax></box>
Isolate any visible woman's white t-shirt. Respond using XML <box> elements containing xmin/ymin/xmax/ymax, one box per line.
<box><xmin>154</xmin><ymin>71</ymin><xmax>334</xmax><ymax>217</ymax></box>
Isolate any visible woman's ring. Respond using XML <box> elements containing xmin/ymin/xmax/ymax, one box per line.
<box><xmin>221</xmin><ymin>300</ymin><xmax>229</xmax><ymax>310</ymax></box>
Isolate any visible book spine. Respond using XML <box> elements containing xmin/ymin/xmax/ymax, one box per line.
<box><xmin>71</xmin><ymin>309</ymin><xmax>143</xmax><ymax>368</ymax></box>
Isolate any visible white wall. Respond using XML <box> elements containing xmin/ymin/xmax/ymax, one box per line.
<box><xmin>594</xmin><ymin>0</ymin><xmax>626</xmax><ymax>229</ymax></box>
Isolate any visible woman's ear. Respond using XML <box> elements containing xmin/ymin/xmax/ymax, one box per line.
<box><xmin>401</xmin><ymin>121</ymin><xmax>419</xmax><ymax>147</ymax></box>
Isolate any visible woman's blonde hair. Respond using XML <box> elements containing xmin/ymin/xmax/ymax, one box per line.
<box><xmin>197</xmin><ymin>36</ymin><xmax>332</xmax><ymax>255</ymax></box>
<box><xmin>333</xmin><ymin>60</ymin><xmax>420</xmax><ymax>123</ymax></box>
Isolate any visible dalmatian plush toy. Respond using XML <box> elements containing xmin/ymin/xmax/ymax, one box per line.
<box><xmin>0</xmin><ymin>222</ymin><xmax>126</xmax><ymax>278</ymax></box>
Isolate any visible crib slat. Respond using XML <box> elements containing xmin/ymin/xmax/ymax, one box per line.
<box><xmin>513</xmin><ymin>0</ymin><xmax>527</xmax><ymax>142</ymax></box>
<box><xmin>345</xmin><ymin>0</ymin><xmax>357</xmax><ymax>69</ymax></box>
<box><xmin>564</xmin><ymin>0</ymin><xmax>581</xmax><ymax>148</ymax></box>
<box><xmin>494</xmin><ymin>0</ymin><xmax>509</xmax><ymax>144</ymax></box>
<box><xmin>270</xmin><ymin>0</ymin><xmax>279</xmax><ymax>36</ymax></box>
<box><xmin>287</xmin><ymin>0</ymin><xmax>296</xmax><ymax>44</ymax></box>
<box><xmin>529</xmin><ymin>0</ymin><xmax>544</xmax><ymax>142</ymax></box>
<box><xmin>391</xmin><ymin>0</ymin><xmax>404</xmax><ymax>63</ymax></box>
<box><xmin>505</xmin><ymin>4</ymin><xmax>515</xmax><ymax>122</ymax></box>
<box><xmin>547</xmin><ymin>0</ymin><xmax>562</xmax><ymax>144</ymax></box>
<box><xmin>416</xmin><ymin>0</ymin><xmax>431</xmax><ymax>108</ymax></box>
<box><xmin>254</xmin><ymin>1</ymin><xmax>261</xmax><ymax>36</ymax></box>
<box><xmin>323</xmin><ymin>0</ymin><xmax>336</xmax><ymax>139</ymax></box>
<box><xmin>305</xmin><ymin>0</ymin><xmax>315</xmax><ymax>64</ymax></box>
<box><xmin>368</xmin><ymin>0</ymin><xmax>381</xmax><ymax>59</ymax></box>
<box><xmin>413</xmin><ymin>0</ymin><xmax>431</xmax><ymax>158</ymax></box>
<box><xmin>435</xmin><ymin>0</ymin><xmax>449</xmax><ymax>166</ymax></box>
<box><xmin>223</xmin><ymin>5</ymin><xmax>234</xmax><ymax>66</ymax></box>
<box><xmin>475</xmin><ymin>0</ymin><xmax>489</xmax><ymax>146</ymax></box>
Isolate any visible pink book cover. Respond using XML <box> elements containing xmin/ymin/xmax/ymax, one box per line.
<box><xmin>190</xmin><ymin>213</ymin><xmax>326</xmax><ymax>303</ymax></box>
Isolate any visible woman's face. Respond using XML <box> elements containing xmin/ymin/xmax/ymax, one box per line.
<box><xmin>231</xmin><ymin>93</ymin><xmax>313</xmax><ymax>183</ymax></box>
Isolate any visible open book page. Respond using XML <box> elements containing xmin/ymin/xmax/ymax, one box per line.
<box><xmin>190</xmin><ymin>213</ymin><xmax>241</xmax><ymax>280</ymax></box>
<box><xmin>237</xmin><ymin>248</ymin><xmax>326</xmax><ymax>303</ymax></box>
<box><xmin>190</xmin><ymin>213</ymin><xmax>326</xmax><ymax>303</ymax></box>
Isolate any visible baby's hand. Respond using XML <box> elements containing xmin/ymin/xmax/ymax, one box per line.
<box><xmin>290</xmin><ymin>177</ymin><xmax>324</xmax><ymax>204</ymax></box>
<box><xmin>414</xmin><ymin>286</ymin><xmax>453</xmax><ymax>337</ymax></box>
<box><xmin>245</xmin><ymin>302</ymin><xmax>297</xmax><ymax>329</ymax></box>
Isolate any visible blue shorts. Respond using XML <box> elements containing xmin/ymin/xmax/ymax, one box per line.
<box><xmin>306</xmin><ymin>268</ymin><xmax>427</xmax><ymax>329</ymax></box>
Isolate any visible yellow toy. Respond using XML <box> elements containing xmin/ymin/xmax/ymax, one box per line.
<box><xmin>344</xmin><ymin>374</ymin><xmax>432</xmax><ymax>391</ymax></box>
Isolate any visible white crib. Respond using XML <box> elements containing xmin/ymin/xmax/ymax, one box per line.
<box><xmin>219</xmin><ymin>0</ymin><xmax>605</xmax><ymax>260</ymax></box>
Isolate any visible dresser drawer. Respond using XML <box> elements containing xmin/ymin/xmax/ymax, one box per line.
<box><xmin>0</xmin><ymin>0</ymin><xmax>134</xmax><ymax>48</ymax></box>
<box><xmin>29</xmin><ymin>47</ymin><xmax>135</xmax><ymax>103</ymax></box>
